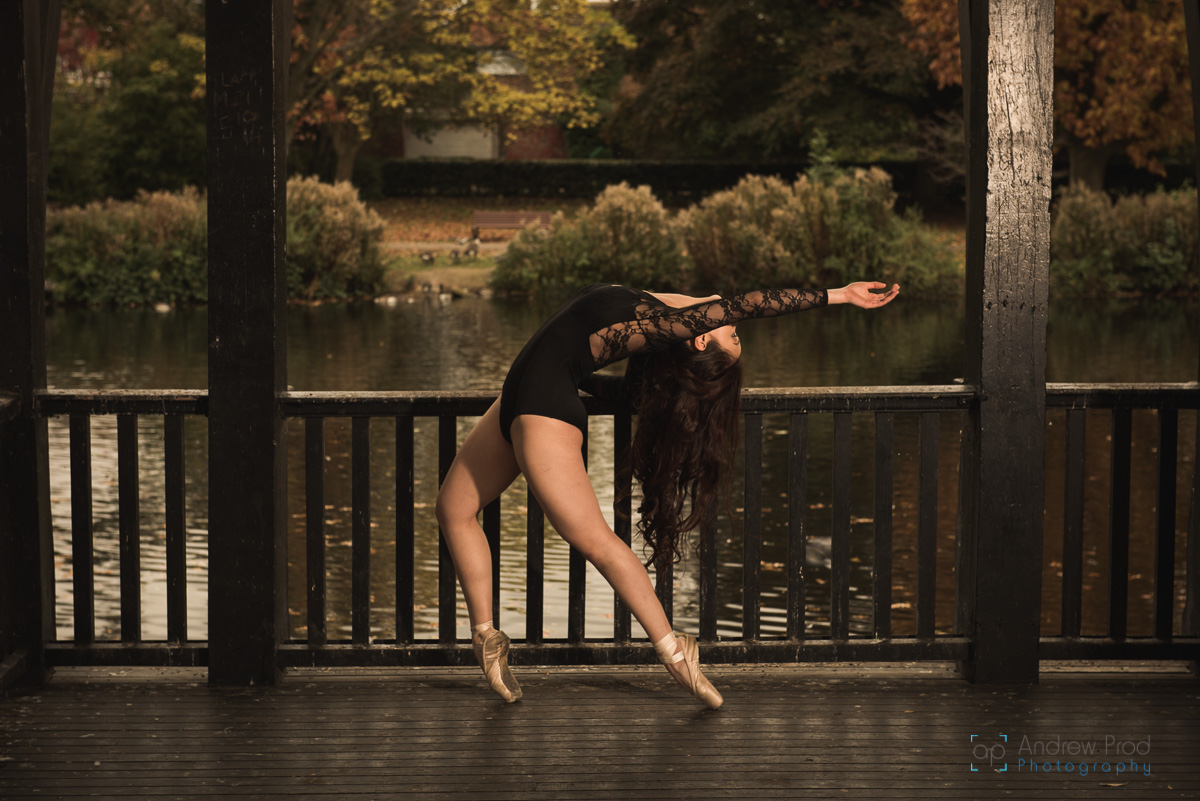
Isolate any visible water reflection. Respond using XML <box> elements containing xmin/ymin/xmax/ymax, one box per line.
<box><xmin>45</xmin><ymin>296</ymin><xmax>1198</xmax><ymax>643</ymax></box>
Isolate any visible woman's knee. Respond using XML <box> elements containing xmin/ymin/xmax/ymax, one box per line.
<box><xmin>435</xmin><ymin>484</ymin><xmax>473</xmax><ymax>531</ymax></box>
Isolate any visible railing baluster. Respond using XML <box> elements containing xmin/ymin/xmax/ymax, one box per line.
<box><xmin>656</xmin><ymin>561</ymin><xmax>674</xmax><ymax>629</ymax></box>
<box><xmin>743</xmin><ymin>413</ymin><xmax>763</xmax><ymax>640</ymax></box>
<box><xmin>484</xmin><ymin>496</ymin><xmax>501</xmax><ymax>632</ymax></box>
<box><xmin>831</xmin><ymin>412</ymin><xmax>851</xmax><ymax>640</ymax></box>
<box><xmin>1154</xmin><ymin>407</ymin><xmax>1178</xmax><ymax>641</ymax></box>
<box><xmin>917</xmin><ymin>412</ymin><xmax>939</xmax><ymax>638</ymax></box>
<box><xmin>437</xmin><ymin>415</ymin><xmax>457</xmax><ymax>644</ymax></box>
<box><xmin>613</xmin><ymin>411</ymin><xmax>633</xmax><ymax>643</ymax></box>
<box><xmin>788</xmin><ymin>413</ymin><xmax>808</xmax><ymax>641</ymax></box>
<box><xmin>1109</xmin><ymin>407</ymin><xmax>1132</xmax><ymax>640</ymax></box>
<box><xmin>395</xmin><ymin>416</ymin><xmax>415</xmax><ymax>644</ymax></box>
<box><xmin>164</xmin><ymin>414</ymin><xmax>187</xmax><ymax>643</ymax></box>
<box><xmin>873</xmin><ymin>412</ymin><xmax>893</xmax><ymax>640</ymax></box>
<box><xmin>526</xmin><ymin>489</ymin><xmax>544</xmax><ymax>644</ymax></box>
<box><xmin>1062</xmin><ymin>408</ymin><xmax>1086</xmax><ymax>638</ymax></box>
<box><xmin>568</xmin><ymin>429</ymin><xmax>588</xmax><ymax>643</ymax></box>
<box><xmin>699</xmin><ymin>500</ymin><xmax>718</xmax><ymax>642</ymax></box>
<box><xmin>1186</xmin><ymin>408</ymin><xmax>1200</xmax><ymax>639</ymax></box>
<box><xmin>117</xmin><ymin>413</ymin><xmax>140</xmax><ymax>643</ymax></box>
<box><xmin>305</xmin><ymin>417</ymin><xmax>326</xmax><ymax>647</ymax></box>
<box><xmin>69</xmin><ymin>413</ymin><xmax>94</xmax><ymax>646</ymax></box>
<box><xmin>352</xmin><ymin>417</ymin><xmax>372</xmax><ymax>644</ymax></box>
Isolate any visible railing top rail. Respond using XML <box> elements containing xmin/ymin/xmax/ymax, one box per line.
<box><xmin>31</xmin><ymin>382</ymin><xmax>1199</xmax><ymax>417</ymax></box>
<box><xmin>37</xmin><ymin>389</ymin><xmax>208</xmax><ymax>416</ymax></box>
<box><xmin>1046</xmin><ymin>382</ymin><xmax>1200</xmax><ymax>409</ymax></box>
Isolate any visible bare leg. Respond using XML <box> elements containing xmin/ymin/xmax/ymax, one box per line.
<box><xmin>510</xmin><ymin>415</ymin><xmax>702</xmax><ymax>692</ymax></box>
<box><xmin>435</xmin><ymin>398</ymin><xmax>520</xmax><ymax>639</ymax></box>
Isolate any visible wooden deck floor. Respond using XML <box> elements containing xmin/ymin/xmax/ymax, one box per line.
<box><xmin>1</xmin><ymin>662</ymin><xmax>1198</xmax><ymax>799</ymax></box>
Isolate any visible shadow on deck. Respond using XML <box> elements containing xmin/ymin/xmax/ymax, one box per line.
<box><xmin>2</xmin><ymin>662</ymin><xmax>1197</xmax><ymax>799</ymax></box>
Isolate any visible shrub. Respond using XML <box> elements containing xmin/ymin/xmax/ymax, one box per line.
<box><xmin>46</xmin><ymin>178</ymin><xmax>387</xmax><ymax>305</ymax></box>
<box><xmin>1050</xmin><ymin>185</ymin><xmax>1197</xmax><ymax>295</ymax></box>
<box><xmin>1050</xmin><ymin>186</ymin><xmax>1119</xmax><ymax>294</ymax></box>
<box><xmin>286</xmin><ymin>176</ymin><xmax>387</xmax><ymax>300</ymax></box>
<box><xmin>47</xmin><ymin>188</ymin><xmax>208</xmax><ymax>305</ymax></box>
<box><xmin>493</xmin><ymin>183</ymin><xmax>686</xmax><ymax>294</ymax></box>
<box><xmin>679</xmin><ymin>168</ymin><xmax>960</xmax><ymax>294</ymax></box>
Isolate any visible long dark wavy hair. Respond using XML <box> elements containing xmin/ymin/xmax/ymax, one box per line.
<box><xmin>623</xmin><ymin>339</ymin><xmax>744</xmax><ymax>576</ymax></box>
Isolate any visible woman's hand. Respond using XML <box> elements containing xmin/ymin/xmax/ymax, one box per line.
<box><xmin>828</xmin><ymin>282</ymin><xmax>900</xmax><ymax>309</ymax></box>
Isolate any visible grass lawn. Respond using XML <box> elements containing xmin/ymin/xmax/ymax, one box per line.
<box><xmin>368</xmin><ymin>196</ymin><xmax>589</xmax><ymax>243</ymax></box>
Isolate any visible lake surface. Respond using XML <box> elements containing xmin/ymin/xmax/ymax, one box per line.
<box><xmin>44</xmin><ymin>294</ymin><xmax>1199</xmax><ymax>644</ymax></box>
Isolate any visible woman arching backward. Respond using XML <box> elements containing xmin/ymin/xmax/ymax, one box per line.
<box><xmin>435</xmin><ymin>281</ymin><xmax>900</xmax><ymax>706</ymax></box>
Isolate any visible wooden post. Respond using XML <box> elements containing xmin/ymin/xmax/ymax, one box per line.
<box><xmin>0</xmin><ymin>0</ymin><xmax>60</xmax><ymax>688</ymax></box>
<box><xmin>954</xmin><ymin>0</ymin><xmax>1053</xmax><ymax>684</ymax></box>
<box><xmin>1183</xmin><ymin>1</ymin><xmax>1200</xmax><ymax>669</ymax></box>
<box><xmin>206</xmin><ymin>0</ymin><xmax>290</xmax><ymax>686</ymax></box>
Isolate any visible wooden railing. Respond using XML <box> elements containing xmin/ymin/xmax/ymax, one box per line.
<box><xmin>27</xmin><ymin>383</ymin><xmax>1200</xmax><ymax>670</ymax></box>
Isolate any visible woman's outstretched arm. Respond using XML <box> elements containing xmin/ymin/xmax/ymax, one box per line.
<box><xmin>589</xmin><ymin>281</ymin><xmax>899</xmax><ymax>368</ymax></box>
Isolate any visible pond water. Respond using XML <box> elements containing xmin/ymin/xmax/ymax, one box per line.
<box><xmin>45</xmin><ymin>294</ymin><xmax>1198</xmax><ymax>644</ymax></box>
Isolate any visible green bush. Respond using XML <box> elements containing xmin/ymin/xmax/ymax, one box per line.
<box><xmin>493</xmin><ymin>183</ymin><xmax>686</xmax><ymax>294</ymax></box>
<box><xmin>46</xmin><ymin>178</ymin><xmax>387</xmax><ymax>305</ymax></box>
<box><xmin>679</xmin><ymin>168</ymin><xmax>960</xmax><ymax>294</ymax></box>
<box><xmin>286</xmin><ymin>176</ymin><xmax>387</xmax><ymax>300</ymax></box>
<box><xmin>1050</xmin><ymin>186</ymin><xmax>1197</xmax><ymax>295</ymax></box>
<box><xmin>47</xmin><ymin>188</ymin><xmax>208</xmax><ymax>305</ymax></box>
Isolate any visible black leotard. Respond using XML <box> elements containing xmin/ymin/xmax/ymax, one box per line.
<box><xmin>497</xmin><ymin>283</ymin><xmax>829</xmax><ymax>442</ymax></box>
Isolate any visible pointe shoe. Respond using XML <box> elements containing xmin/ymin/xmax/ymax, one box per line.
<box><xmin>657</xmin><ymin>632</ymin><xmax>723</xmax><ymax>709</ymax></box>
<box><xmin>474</xmin><ymin>627</ymin><xmax>522</xmax><ymax>703</ymax></box>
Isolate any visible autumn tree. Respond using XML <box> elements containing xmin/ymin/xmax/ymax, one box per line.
<box><xmin>900</xmin><ymin>0</ymin><xmax>1193</xmax><ymax>189</ymax></box>
<box><xmin>606</xmin><ymin>0</ymin><xmax>929</xmax><ymax>161</ymax></box>
<box><xmin>291</xmin><ymin>0</ymin><xmax>631</xmax><ymax>181</ymax></box>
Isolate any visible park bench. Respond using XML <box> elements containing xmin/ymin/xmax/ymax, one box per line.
<box><xmin>470</xmin><ymin>209</ymin><xmax>554</xmax><ymax>239</ymax></box>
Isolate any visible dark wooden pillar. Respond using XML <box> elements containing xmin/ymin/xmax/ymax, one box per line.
<box><xmin>0</xmin><ymin>0</ymin><xmax>60</xmax><ymax>688</ymax></box>
<box><xmin>955</xmin><ymin>0</ymin><xmax>1053</xmax><ymax>684</ymax></box>
<box><xmin>206</xmin><ymin>0</ymin><xmax>290</xmax><ymax>686</ymax></box>
<box><xmin>1183</xmin><ymin>0</ymin><xmax>1200</xmax><ymax>668</ymax></box>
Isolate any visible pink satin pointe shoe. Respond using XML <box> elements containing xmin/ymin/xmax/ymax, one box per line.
<box><xmin>473</xmin><ymin>622</ymin><xmax>522</xmax><ymax>703</ymax></box>
<box><xmin>655</xmin><ymin>631</ymin><xmax>723</xmax><ymax>709</ymax></box>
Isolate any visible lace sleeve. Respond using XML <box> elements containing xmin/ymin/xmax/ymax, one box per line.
<box><xmin>589</xmin><ymin>288</ymin><xmax>828</xmax><ymax>368</ymax></box>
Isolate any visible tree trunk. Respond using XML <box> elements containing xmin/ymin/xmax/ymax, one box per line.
<box><xmin>1067</xmin><ymin>142</ymin><xmax>1113</xmax><ymax>191</ymax></box>
<box><xmin>332</xmin><ymin>122</ymin><xmax>362</xmax><ymax>184</ymax></box>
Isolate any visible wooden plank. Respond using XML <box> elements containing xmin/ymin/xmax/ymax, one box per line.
<box><xmin>437</xmin><ymin>415</ymin><xmax>457</xmax><ymax>644</ymax></box>
<box><xmin>1109</xmin><ymin>408</ymin><xmax>1132</xmax><ymax>641</ymax></box>
<box><xmin>873</xmin><ymin>412</ymin><xmax>893</xmax><ymax>640</ymax></box>
<box><xmin>7</xmin><ymin>664</ymin><xmax>1197</xmax><ymax>801</ymax></box>
<box><xmin>305</xmin><ymin>418</ymin><xmax>326</xmax><ymax>648</ymax></box>
<box><xmin>117</xmin><ymin>413</ymin><xmax>141</xmax><ymax>643</ymax></box>
<box><xmin>917</xmin><ymin>412</ymin><xmax>939</xmax><ymax>638</ymax></box>
<box><xmin>831</xmin><ymin>413</ymin><xmax>851</xmax><ymax>640</ymax></box>
<box><xmin>395</xmin><ymin>416</ymin><xmax>415</xmax><ymax>644</ymax></box>
<box><xmin>1154</xmin><ymin>408</ymin><xmax>1178</xmax><ymax>641</ymax></box>
<box><xmin>1062</xmin><ymin>408</ymin><xmax>1086</xmax><ymax>638</ymax></box>
<box><xmin>743</xmin><ymin>413</ymin><xmax>763</xmax><ymax>640</ymax></box>
<box><xmin>787</xmin><ymin>413</ymin><xmax>808</xmax><ymax>641</ymax></box>
<box><xmin>163</xmin><ymin>414</ymin><xmax>187</xmax><ymax>643</ymax></box>
<box><xmin>352</xmin><ymin>416</ymin><xmax>371</xmax><ymax>645</ymax></box>
<box><xmin>69</xmin><ymin>412</ymin><xmax>94</xmax><ymax>646</ymax></box>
